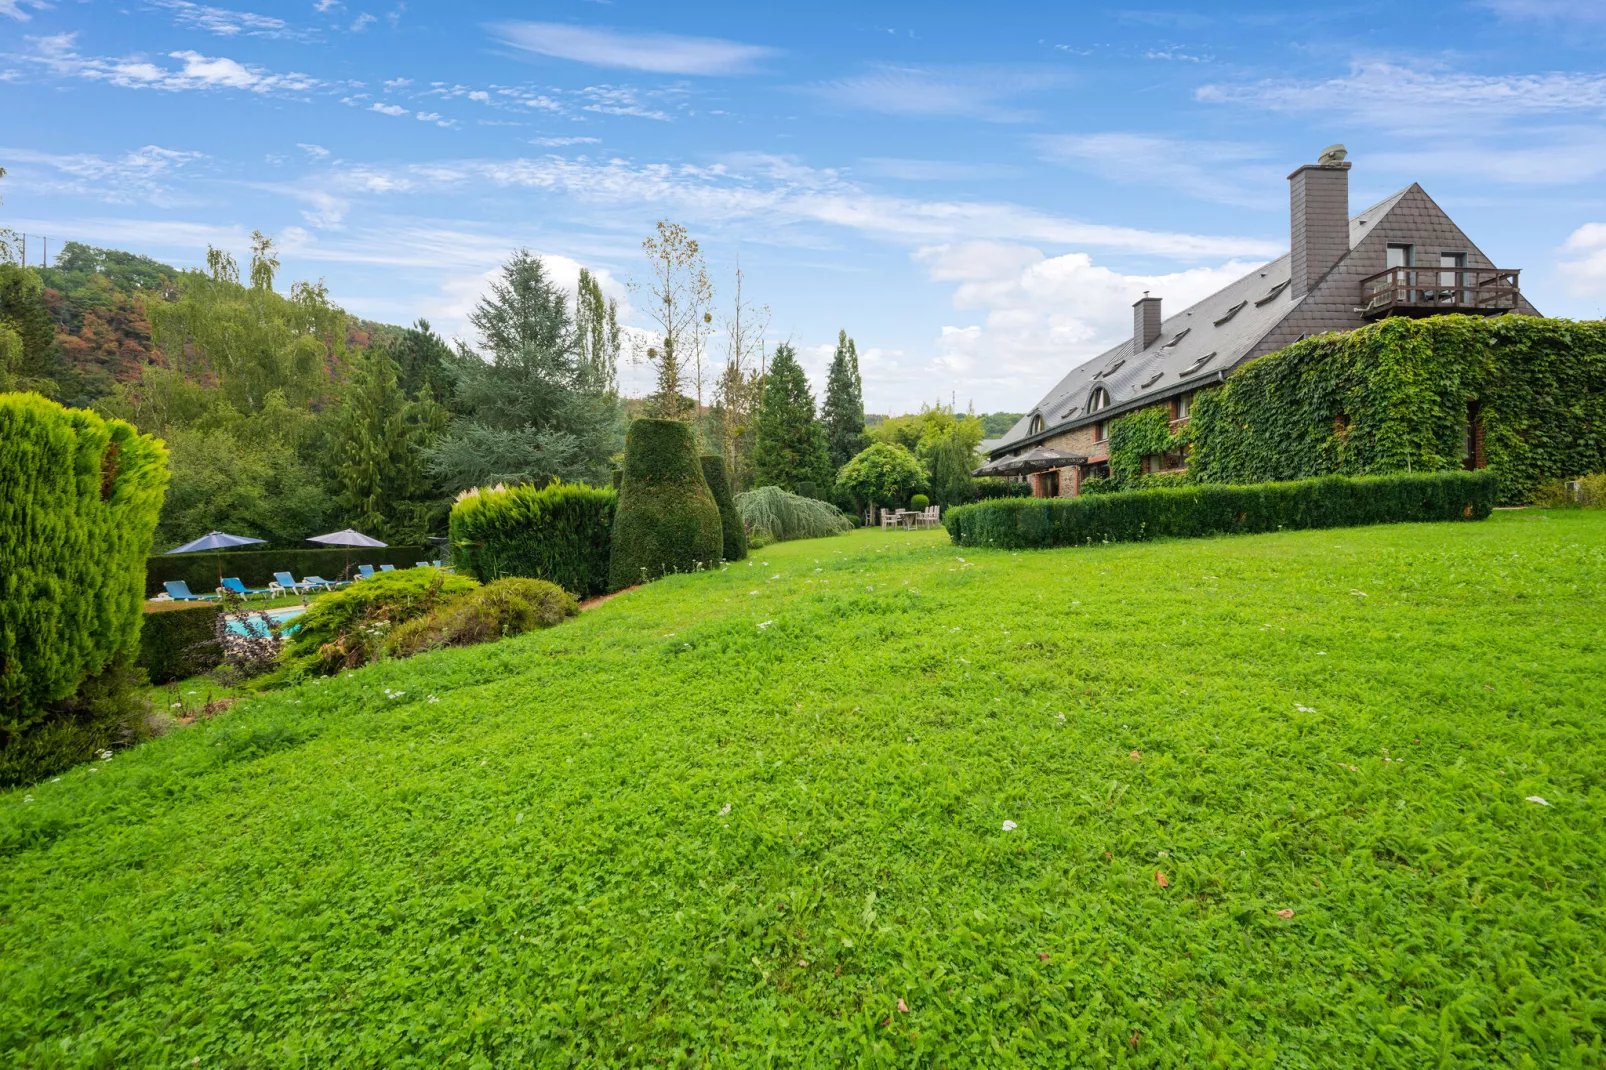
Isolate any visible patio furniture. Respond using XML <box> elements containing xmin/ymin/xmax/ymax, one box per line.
<box><xmin>301</xmin><ymin>575</ymin><xmax>348</xmax><ymax>591</ymax></box>
<box><xmin>219</xmin><ymin>577</ymin><xmax>270</xmax><ymax>601</ymax></box>
<box><xmin>162</xmin><ymin>580</ymin><xmax>219</xmax><ymax>602</ymax></box>
<box><xmin>915</xmin><ymin>504</ymin><xmax>941</xmax><ymax>530</ymax></box>
<box><xmin>357</xmin><ymin>564</ymin><xmax>378</xmax><ymax>580</ymax></box>
<box><xmin>379</xmin><ymin>564</ymin><xmax>396</xmax><ymax>572</ymax></box>
<box><xmin>416</xmin><ymin>561</ymin><xmax>431</xmax><ymax>568</ymax></box>
<box><xmin>270</xmin><ymin>571</ymin><xmax>317</xmax><ymax>595</ymax></box>
<box><xmin>880</xmin><ymin>507</ymin><xmax>901</xmax><ymax>531</ymax></box>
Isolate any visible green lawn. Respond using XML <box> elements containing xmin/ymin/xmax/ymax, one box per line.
<box><xmin>4</xmin><ymin>512</ymin><xmax>1605</xmax><ymax>1067</ymax></box>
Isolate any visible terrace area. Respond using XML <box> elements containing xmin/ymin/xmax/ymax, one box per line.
<box><xmin>1361</xmin><ymin>266</ymin><xmax>1522</xmax><ymax>319</ymax></box>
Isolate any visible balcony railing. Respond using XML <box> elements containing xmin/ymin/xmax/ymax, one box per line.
<box><xmin>1360</xmin><ymin>266</ymin><xmax>1520</xmax><ymax>319</ymax></box>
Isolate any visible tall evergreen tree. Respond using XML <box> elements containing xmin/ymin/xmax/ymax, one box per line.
<box><xmin>389</xmin><ymin>318</ymin><xmax>455</xmax><ymax>405</ymax></box>
<box><xmin>575</xmin><ymin>268</ymin><xmax>621</xmax><ymax>396</ymax></box>
<box><xmin>821</xmin><ymin>329</ymin><xmax>866</xmax><ymax>471</ymax></box>
<box><xmin>332</xmin><ymin>346</ymin><xmax>444</xmax><ymax>541</ymax></box>
<box><xmin>752</xmin><ymin>343</ymin><xmax>831</xmax><ymax>493</ymax></box>
<box><xmin>425</xmin><ymin>250</ymin><xmax>620</xmax><ymax>491</ymax></box>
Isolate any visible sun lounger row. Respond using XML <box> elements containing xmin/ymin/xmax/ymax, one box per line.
<box><xmin>159</xmin><ymin>561</ymin><xmax>451</xmax><ymax>602</ymax></box>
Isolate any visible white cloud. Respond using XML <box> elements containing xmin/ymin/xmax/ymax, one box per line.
<box><xmin>415</xmin><ymin>111</ymin><xmax>440</xmax><ymax>121</ymax></box>
<box><xmin>1559</xmin><ymin>223</ymin><xmax>1606</xmax><ymax>301</ymax></box>
<box><xmin>857</xmin><ymin>157</ymin><xmax>1015</xmax><ymax>181</ymax></box>
<box><xmin>491</xmin><ymin>21</ymin><xmax>777</xmax><ymax>76</ymax></box>
<box><xmin>1035</xmin><ymin>133</ymin><xmax>1282</xmax><ymax>207</ymax></box>
<box><xmin>808</xmin><ymin>65</ymin><xmax>1067</xmax><ymax>122</ymax></box>
<box><xmin>300</xmin><ymin>151</ymin><xmax>1280</xmax><ymax>259</ymax></box>
<box><xmin>533</xmin><ymin>136</ymin><xmax>600</xmax><ymax>147</ymax></box>
<box><xmin>1197</xmin><ymin>59</ymin><xmax>1606</xmax><ymax>127</ymax></box>
<box><xmin>579</xmin><ymin>84</ymin><xmax>671</xmax><ymax>121</ymax></box>
<box><xmin>1479</xmin><ymin>0</ymin><xmax>1606</xmax><ymax>21</ymax></box>
<box><xmin>0</xmin><ymin>144</ymin><xmax>205</xmax><ymax>204</ymax></box>
<box><xmin>297</xmin><ymin>142</ymin><xmax>330</xmax><ymax>158</ymax></box>
<box><xmin>314</xmin><ymin>0</ymin><xmax>340</xmax><ymax>11</ymax></box>
<box><xmin>383</xmin><ymin>77</ymin><xmax>411</xmax><ymax>90</ymax></box>
<box><xmin>913</xmin><ymin>241</ymin><xmax>1260</xmax><ymax>405</ymax></box>
<box><xmin>155</xmin><ymin>0</ymin><xmax>298</xmax><ymax>39</ymax></box>
<box><xmin>370</xmin><ymin>102</ymin><xmax>408</xmax><ymax>116</ymax></box>
<box><xmin>0</xmin><ymin>0</ymin><xmax>50</xmax><ymax>21</ymax></box>
<box><xmin>350</xmin><ymin>12</ymin><xmax>376</xmax><ymax>31</ymax></box>
<box><xmin>15</xmin><ymin>33</ymin><xmax>323</xmax><ymax>95</ymax></box>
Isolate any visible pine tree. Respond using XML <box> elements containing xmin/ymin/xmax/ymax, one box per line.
<box><xmin>821</xmin><ymin>329</ymin><xmax>866</xmax><ymax>471</ymax></box>
<box><xmin>753</xmin><ymin>343</ymin><xmax>831</xmax><ymax>493</ymax></box>
<box><xmin>333</xmin><ymin>346</ymin><xmax>442</xmax><ymax>541</ymax></box>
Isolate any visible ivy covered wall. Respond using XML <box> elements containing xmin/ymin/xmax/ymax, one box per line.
<box><xmin>1185</xmin><ymin>315</ymin><xmax>1606</xmax><ymax>503</ymax></box>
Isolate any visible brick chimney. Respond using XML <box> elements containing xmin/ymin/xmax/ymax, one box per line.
<box><xmin>1288</xmin><ymin>145</ymin><xmax>1351</xmax><ymax>299</ymax></box>
<box><xmin>1133</xmin><ymin>293</ymin><xmax>1162</xmax><ymax>351</ymax></box>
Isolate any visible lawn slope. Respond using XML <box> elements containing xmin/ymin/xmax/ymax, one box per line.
<box><xmin>3</xmin><ymin>513</ymin><xmax>1605</xmax><ymax>1067</ymax></box>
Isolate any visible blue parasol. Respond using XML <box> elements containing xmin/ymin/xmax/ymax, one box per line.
<box><xmin>164</xmin><ymin>530</ymin><xmax>267</xmax><ymax>585</ymax></box>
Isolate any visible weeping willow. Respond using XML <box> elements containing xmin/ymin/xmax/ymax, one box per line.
<box><xmin>734</xmin><ymin>485</ymin><xmax>852</xmax><ymax>544</ymax></box>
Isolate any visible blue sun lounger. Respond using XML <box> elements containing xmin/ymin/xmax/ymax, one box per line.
<box><xmin>163</xmin><ymin>580</ymin><xmax>219</xmax><ymax>602</ymax></box>
<box><xmin>357</xmin><ymin>564</ymin><xmax>378</xmax><ymax>580</ymax></box>
<box><xmin>220</xmin><ymin>577</ymin><xmax>271</xmax><ymax>601</ymax></box>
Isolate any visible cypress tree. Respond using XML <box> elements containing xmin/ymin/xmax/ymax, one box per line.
<box><xmin>821</xmin><ymin>329</ymin><xmax>866</xmax><ymax>471</ymax></box>
<box><xmin>700</xmin><ymin>454</ymin><xmax>747</xmax><ymax>561</ymax></box>
<box><xmin>753</xmin><ymin>343</ymin><xmax>831</xmax><ymax>493</ymax></box>
<box><xmin>608</xmin><ymin>419</ymin><xmax>723</xmax><ymax>589</ymax></box>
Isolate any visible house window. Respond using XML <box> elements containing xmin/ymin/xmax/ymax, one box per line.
<box><xmin>1088</xmin><ymin>386</ymin><xmax>1111</xmax><ymax>413</ymax></box>
<box><xmin>1029</xmin><ymin>413</ymin><xmax>1044</xmax><ymax>434</ymax></box>
<box><xmin>1094</xmin><ymin>420</ymin><xmax>1106</xmax><ymax>442</ymax></box>
<box><xmin>1176</xmin><ymin>392</ymin><xmax>1192</xmax><ymax>420</ymax></box>
<box><xmin>1386</xmin><ymin>244</ymin><xmax>1414</xmax><ymax>268</ymax></box>
<box><xmin>1441</xmin><ymin>252</ymin><xmax>1468</xmax><ymax>305</ymax></box>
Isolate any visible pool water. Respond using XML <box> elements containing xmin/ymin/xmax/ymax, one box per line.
<box><xmin>226</xmin><ymin>606</ymin><xmax>306</xmax><ymax>637</ymax></box>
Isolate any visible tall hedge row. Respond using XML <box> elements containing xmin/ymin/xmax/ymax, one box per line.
<box><xmin>136</xmin><ymin>601</ymin><xmax>221</xmax><ymax>685</ymax></box>
<box><xmin>147</xmin><ymin>545</ymin><xmax>428</xmax><ymax>597</ymax></box>
<box><xmin>1188</xmin><ymin>315</ymin><xmax>1606</xmax><ymax>504</ymax></box>
<box><xmin>449</xmin><ymin>482</ymin><xmax>617</xmax><ymax>598</ymax></box>
<box><xmin>943</xmin><ymin>470</ymin><xmax>1497</xmax><ymax>550</ymax></box>
<box><xmin>0</xmin><ymin>392</ymin><xmax>168</xmax><ymax>733</ymax></box>
<box><xmin>609</xmin><ymin>419</ymin><xmax>723</xmax><ymax>590</ymax></box>
<box><xmin>700</xmin><ymin>455</ymin><xmax>748</xmax><ymax>561</ymax></box>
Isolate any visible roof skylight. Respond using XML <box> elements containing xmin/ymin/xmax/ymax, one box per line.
<box><xmin>1213</xmin><ymin>301</ymin><xmax>1247</xmax><ymax>326</ymax></box>
<box><xmin>1179</xmin><ymin>351</ymin><xmax>1217</xmax><ymax>377</ymax></box>
<box><xmin>1161</xmin><ymin>328</ymin><xmax>1191</xmax><ymax>349</ymax></box>
<box><xmin>1254</xmin><ymin>280</ymin><xmax>1290</xmax><ymax>307</ymax></box>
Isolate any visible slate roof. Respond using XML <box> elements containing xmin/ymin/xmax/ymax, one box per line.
<box><xmin>990</xmin><ymin>188</ymin><xmax>1413</xmax><ymax>456</ymax></box>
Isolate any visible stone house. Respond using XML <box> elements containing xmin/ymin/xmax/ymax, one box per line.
<box><xmin>983</xmin><ymin>147</ymin><xmax>1538</xmax><ymax>497</ymax></box>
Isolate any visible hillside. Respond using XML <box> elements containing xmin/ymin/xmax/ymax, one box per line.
<box><xmin>3</xmin><ymin>513</ymin><xmax>1603</xmax><ymax>1064</ymax></box>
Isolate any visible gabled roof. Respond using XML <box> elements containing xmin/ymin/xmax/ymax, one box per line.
<box><xmin>991</xmin><ymin>187</ymin><xmax>1413</xmax><ymax>455</ymax></box>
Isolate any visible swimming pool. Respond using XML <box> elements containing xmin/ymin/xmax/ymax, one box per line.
<box><xmin>226</xmin><ymin>606</ymin><xmax>306</xmax><ymax>637</ymax></box>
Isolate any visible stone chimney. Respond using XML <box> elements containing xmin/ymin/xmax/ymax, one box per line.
<box><xmin>1133</xmin><ymin>293</ymin><xmax>1162</xmax><ymax>352</ymax></box>
<box><xmin>1288</xmin><ymin>145</ymin><xmax>1351</xmax><ymax>299</ymax></box>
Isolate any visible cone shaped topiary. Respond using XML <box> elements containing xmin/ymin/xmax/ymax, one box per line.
<box><xmin>700</xmin><ymin>454</ymin><xmax>748</xmax><ymax>561</ymax></box>
<box><xmin>609</xmin><ymin>419</ymin><xmax>723</xmax><ymax>589</ymax></box>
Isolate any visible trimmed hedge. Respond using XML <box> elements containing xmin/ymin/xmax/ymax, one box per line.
<box><xmin>147</xmin><ymin>545</ymin><xmax>428</xmax><ymax>598</ymax></box>
<box><xmin>136</xmin><ymin>601</ymin><xmax>221</xmax><ymax>684</ymax></box>
<box><xmin>943</xmin><ymin>470</ymin><xmax>1497</xmax><ymax>550</ymax></box>
<box><xmin>1</xmin><ymin>392</ymin><xmax>168</xmax><ymax>734</ymax></box>
<box><xmin>449</xmin><ymin>482</ymin><xmax>616</xmax><ymax>597</ymax></box>
<box><xmin>609</xmin><ymin>419</ymin><xmax>723</xmax><ymax>590</ymax></box>
<box><xmin>1188</xmin><ymin>315</ymin><xmax>1606</xmax><ymax>504</ymax></box>
<box><xmin>701</xmin><ymin>455</ymin><xmax>748</xmax><ymax>561</ymax></box>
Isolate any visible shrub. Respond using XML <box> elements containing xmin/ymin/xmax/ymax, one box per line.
<box><xmin>0</xmin><ymin>392</ymin><xmax>168</xmax><ymax>738</ymax></box>
<box><xmin>385</xmin><ymin>578</ymin><xmax>577</xmax><ymax>659</ymax></box>
<box><xmin>136</xmin><ymin>601</ymin><xmax>221</xmax><ymax>684</ymax></box>
<box><xmin>735</xmin><ymin>485</ymin><xmax>853</xmax><ymax>544</ymax></box>
<box><xmin>1080</xmin><ymin>476</ymin><xmax>1119</xmax><ymax>496</ymax></box>
<box><xmin>0</xmin><ymin>661</ymin><xmax>154</xmax><ymax>788</ymax></box>
<box><xmin>910</xmin><ymin>493</ymin><xmax>930</xmax><ymax>511</ymax></box>
<box><xmin>608</xmin><ymin>419</ymin><xmax>723</xmax><ymax>590</ymax></box>
<box><xmin>834</xmin><ymin>442</ymin><xmax>927</xmax><ymax>513</ymax></box>
<box><xmin>1531</xmin><ymin>473</ymin><xmax>1606</xmax><ymax>508</ymax></box>
<box><xmin>701</xmin><ymin>455</ymin><xmax>748</xmax><ymax>561</ymax></box>
<box><xmin>1187</xmin><ymin>315</ymin><xmax>1606</xmax><ymax>504</ymax></box>
<box><xmin>281</xmin><ymin>568</ymin><xmax>478</xmax><ymax>676</ymax></box>
<box><xmin>972</xmin><ymin>477</ymin><xmax>1030</xmax><ymax>501</ymax></box>
<box><xmin>943</xmin><ymin>470</ymin><xmax>1498</xmax><ymax>550</ymax></box>
<box><xmin>146</xmin><ymin>546</ymin><xmax>427</xmax><ymax>598</ymax></box>
<box><xmin>450</xmin><ymin>481</ymin><xmax>616</xmax><ymax>597</ymax></box>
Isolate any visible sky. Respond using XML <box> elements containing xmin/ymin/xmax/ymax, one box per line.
<box><xmin>3</xmin><ymin>0</ymin><xmax>1605</xmax><ymax>414</ymax></box>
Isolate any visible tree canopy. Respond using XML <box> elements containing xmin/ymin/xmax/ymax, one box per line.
<box><xmin>753</xmin><ymin>343</ymin><xmax>831</xmax><ymax>493</ymax></box>
<box><xmin>821</xmin><ymin>329</ymin><xmax>866</xmax><ymax>470</ymax></box>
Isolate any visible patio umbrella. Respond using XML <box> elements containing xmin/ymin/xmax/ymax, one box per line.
<box><xmin>307</xmin><ymin>528</ymin><xmax>388</xmax><ymax>579</ymax></box>
<box><xmin>164</xmin><ymin>530</ymin><xmax>267</xmax><ymax>584</ymax></box>
<box><xmin>980</xmin><ymin>446</ymin><xmax>1085</xmax><ymax>476</ymax></box>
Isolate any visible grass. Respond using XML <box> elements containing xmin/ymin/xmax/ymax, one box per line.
<box><xmin>4</xmin><ymin>512</ymin><xmax>1605</xmax><ymax>1067</ymax></box>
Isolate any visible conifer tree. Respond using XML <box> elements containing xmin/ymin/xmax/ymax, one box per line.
<box><xmin>753</xmin><ymin>343</ymin><xmax>830</xmax><ymax>492</ymax></box>
<box><xmin>821</xmin><ymin>329</ymin><xmax>866</xmax><ymax>471</ymax></box>
<box><xmin>333</xmin><ymin>346</ymin><xmax>443</xmax><ymax>541</ymax></box>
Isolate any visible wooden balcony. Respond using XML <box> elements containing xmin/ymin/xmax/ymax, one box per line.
<box><xmin>1360</xmin><ymin>266</ymin><xmax>1521</xmax><ymax>319</ymax></box>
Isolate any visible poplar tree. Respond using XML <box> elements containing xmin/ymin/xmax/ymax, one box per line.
<box><xmin>753</xmin><ymin>343</ymin><xmax>831</xmax><ymax>493</ymax></box>
<box><xmin>821</xmin><ymin>329</ymin><xmax>866</xmax><ymax>471</ymax></box>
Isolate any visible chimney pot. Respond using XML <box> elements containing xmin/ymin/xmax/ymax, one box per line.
<box><xmin>1288</xmin><ymin>150</ymin><xmax>1352</xmax><ymax>299</ymax></box>
<box><xmin>1133</xmin><ymin>294</ymin><xmax>1163</xmax><ymax>351</ymax></box>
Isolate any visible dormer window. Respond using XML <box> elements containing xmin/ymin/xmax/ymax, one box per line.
<box><xmin>1088</xmin><ymin>386</ymin><xmax>1111</xmax><ymax>413</ymax></box>
<box><xmin>1029</xmin><ymin>413</ymin><xmax>1045</xmax><ymax>434</ymax></box>
<box><xmin>1179</xmin><ymin>352</ymin><xmax>1217</xmax><ymax>378</ymax></box>
<box><xmin>1213</xmin><ymin>301</ymin><xmax>1247</xmax><ymax>326</ymax></box>
<box><xmin>1161</xmin><ymin>327</ymin><xmax>1191</xmax><ymax>348</ymax></box>
<box><xmin>1254</xmin><ymin>280</ymin><xmax>1290</xmax><ymax>306</ymax></box>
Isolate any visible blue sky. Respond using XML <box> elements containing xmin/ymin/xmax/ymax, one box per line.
<box><xmin>3</xmin><ymin>0</ymin><xmax>1605</xmax><ymax>412</ymax></box>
